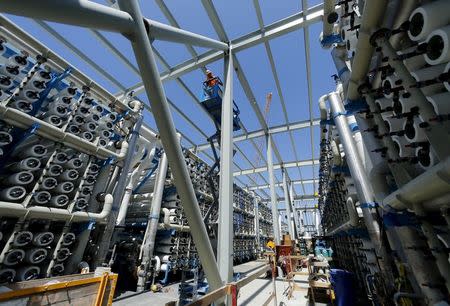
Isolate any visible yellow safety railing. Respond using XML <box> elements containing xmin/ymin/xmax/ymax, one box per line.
<box><xmin>0</xmin><ymin>272</ymin><xmax>118</xmax><ymax>306</ymax></box>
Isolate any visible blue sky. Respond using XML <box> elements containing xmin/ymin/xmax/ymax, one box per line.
<box><xmin>4</xmin><ymin>0</ymin><xmax>336</xmax><ymax>200</ymax></box>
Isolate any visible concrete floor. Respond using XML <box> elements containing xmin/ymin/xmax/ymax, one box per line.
<box><xmin>113</xmin><ymin>260</ymin><xmax>329</xmax><ymax>306</ymax></box>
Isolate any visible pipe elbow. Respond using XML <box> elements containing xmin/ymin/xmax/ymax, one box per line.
<box><xmin>128</xmin><ymin>100</ymin><xmax>142</xmax><ymax>112</ymax></box>
<box><xmin>101</xmin><ymin>194</ymin><xmax>114</xmax><ymax>218</ymax></box>
<box><xmin>117</xmin><ymin>141</ymin><xmax>129</xmax><ymax>160</ymax></box>
<box><xmin>162</xmin><ymin>208</ymin><xmax>170</xmax><ymax>226</ymax></box>
<box><xmin>318</xmin><ymin>94</ymin><xmax>329</xmax><ymax>121</ymax></box>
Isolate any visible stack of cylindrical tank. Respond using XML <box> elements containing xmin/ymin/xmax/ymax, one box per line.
<box><xmin>153</xmin><ymin>150</ymin><xmax>261</xmax><ymax>270</ymax></box>
<box><xmin>320</xmin><ymin>0</ymin><xmax>450</xmax><ymax>303</ymax></box>
<box><xmin>0</xmin><ymin>35</ymin><xmax>131</xmax><ymax>283</ymax></box>
<box><xmin>233</xmin><ymin>186</ymin><xmax>256</xmax><ymax>263</ymax></box>
<box><xmin>258</xmin><ymin>201</ymin><xmax>273</xmax><ymax>248</ymax></box>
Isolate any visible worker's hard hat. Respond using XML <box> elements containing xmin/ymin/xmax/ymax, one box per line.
<box><xmin>206</xmin><ymin>70</ymin><xmax>213</xmax><ymax>75</ymax></box>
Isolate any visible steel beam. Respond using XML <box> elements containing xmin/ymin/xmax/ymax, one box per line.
<box><xmin>118</xmin><ymin>0</ymin><xmax>222</xmax><ymax>291</ymax></box>
<box><xmin>301</xmin><ymin>0</ymin><xmax>317</xmax><ymax>194</ymax></box>
<box><xmin>0</xmin><ymin>0</ymin><xmax>226</xmax><ymax>50</ymax></box>
<box><xmin>115</xmin><ymin>3</ymin><xmax>324</xmax><ymax>98</ymax></box>
<box><xmin>253</xmin><ymin>0</ymin><xmax>307</xmax><ymax>195</ymax></box>
<box><xmin>217</xmin><ymin>48</ymin><xmax>234</xmax><ymax>284</ymax></box>
<box><xmin>262</xmin><ymin>195</ymin><xmax>317</xmax><ymax>202</ymax></box>
<box><xmin>267</xmin><ymin>135</ymin><xmax>280</xmax><ymax>244</ymax></box>
<box><xmin>233</xmin><ymin>159</ymin><xmax>319</xmax><ymax>176</ymax></box>
<box><xmin>34</xmin><ymin>20</ymin><xmax>126</xmax><ymax>91</ymax></box>
<box><xmin>193</xmin><ymin>119</ymin><xmax>320</xmax><ymax>152</ymax></box>
<box><xmin>145</xmin><ymin>19</ymin><xmax>227</xmax><ymax>50</ymax></box>
<box><xmin>0</xmin><ymin>0</ymin><xmax>135</xmax><ymax>35</ymax></box>
<box><xmin>248</xmin><ymin>178</ymin><xmax>317</xmax><ymax>191</ymax></box>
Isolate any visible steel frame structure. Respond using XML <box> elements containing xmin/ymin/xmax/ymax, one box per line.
<box><xmin>0</xmin><ymin>1</ymin><xmax>325</xmax><ymax>203</ymax></box>
<box><xmin>0</xmin><ymin>0</ymin><xmax>325</xmax><ymax>291</ymax></box>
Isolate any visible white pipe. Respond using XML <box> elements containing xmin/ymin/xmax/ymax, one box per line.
<box><xmin>445</xmin><ymin>62</ymin><xmax>450</xmax><ymax>92</ymax></box>
<box><xmin>322</xmin><ymin>0</ymin><xmax>337</xmax><ymax>39</ymax></box>
<box><xmin>33</xmin><ymin>232</ymin><xmax>54</xmax><ymax>247</ymax></box>
<box><xmin>6</xmin><ymin>157</ymin><xmax>41</xmax><ymax>172</ymax></box>
<box><xmin>50</xmin><ymin>195</ymin><xmax>69</xmax><ymax>208</ymax></box>
<box><xmin>331</xmin><ymin>47</ymin><xmax>351</xmax><ymax>90</ymax></box>
<box><xmin>411</xmin><ymin>63</ymin><xmax>446</xmax><ymax>81</ymax></box>
<box><xmin>383</xmin><ymin>156</ymin><xmax>450</xmax><ymax>210</ymax></box>
<box><xmin>398</xmin><ymin>95</ymin><xmax>418</xmax><ymax>114</ymax></box>
<box><xmin>0</xmin><ymin>269</ymin><xmax>15</xmax><ymax>283</ymax></box>
<box><xmin>403</xmin><ymin>119</ymin><xmax>426</xmax><ymax>143</ymax></box>
<box><xmin>154</xmin><ymin>255</ymin><xmax>161</xmax><ymax>273</ymax></box>
<box><xmin>385</xmin><ymin>117</ymin><xmax>405</xmax><ymax>133</ymax></box>
<box><xmin>427</xmin><ymin>92</ymin><xmax>450</xmax><ymax>115</ymax></box>
<box><xmin>425</xmin><ymin>25</ymin><xmax>450</xmax><ymax>65</ymax></box>
<box><xmin>347</xmin><ymin>0</ymin><xmax>389</xmax><ymax>100</ymax></box>
<box><xmin>3</xmin><ymin>249</ymin><xmax>25</xmax><ymax>266</ymax></box>
<box><xmin>330</xmin><ymin>139</ymin><xmax>342</xmax><ymax>166</ymax></box>
<box><xmin>32</xmin><ymin>191</ymin><xmax>51</xmax><ymax>205</ymax></box>
<box><xmin>158</xmin><ymin>207</ymin><xmax>190</xmax><ymax>232</ymax></box>
<box><xmin>392</xmin><ymin>136</ymin><xmax>414</xmax><ymax>158</ymax></box>
<box><xmin>25</xmin><ymin>248</ymin><xmax>48</xmax><ymax>264</ymax></box>
<box><xmin>318</xmin><ymin>94</ymin><xmax>329</xmax><ymax>141</ymax></box>
<box><xmin>0</xmin><ymin>186</ymin><xmax>26</xmax><ymax>201</ymax></box>
<box><xmin>0</xmin><ymin>105</ymin><xmax>129</xmax><ymax>160</ymax></box>
<box><xmin>416</xmin><ymin>147</ymin><xmax>437</xmax><ymax>170</ymax></box>
<box><xmin>411</xmin><ymin>64</ymin><xmax>445</xmax><ymax>95</ymax></box>
<box><xmin>408</xmin><ymin>0</ymin><xmax>450</xmax><ymax>42</ymax></box>
<box><xmin>157</xmin><ymin>223</ymin><xmax>190</xmax><ymax>232</ymax></box>
<box><xmin>117</xmin><ymin>144</ymin><xmax>156</xmax><ymax>226</ymax></box>
<box><xmin>375</xmin><ymin>97</ymin><xmax>391</xmax><ymax>111</ymax></box>
<box><xmin>0</xmin><ymin>193</ymin><xmax>113</xmax><ymax>223</ymax></box>
<box><xmin>382</xmin><ymin>75</ymin><xmax>401</xmax><ymax>99</ymax></box>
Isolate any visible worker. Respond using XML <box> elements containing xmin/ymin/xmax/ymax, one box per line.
<box><xmin>266</xmin><ymin>239</ymin><xmax>275</xmax><ymax>251</ymax></box>
<box><xmin>204</xmin><ymin>69</ymin><xmax>223</xmax><ymax>88</ymax></box>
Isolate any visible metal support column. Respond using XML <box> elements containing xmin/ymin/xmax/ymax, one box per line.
<box><xmin>217</xmin><ymin>47</ymin><xmax>234</xmax><ymax>284</ymax></box>
<box><xmin>282</xmin><ymin>168</ymin><xmax>294</xmax><ymax>239</ymax></box>
<box><xmin>117</xmin><ymin>0</ymin><xmax>222</xmax><ymax>291</ymax></box>
<box><xmin>137</xmin><ymin>152</ymin><xmax>168</xmax><ymax>292</ymax></box>
<box><xmin>267</xmin><ymin>135</ymin><xmax>280</xmax><ymax>244</ymax></box>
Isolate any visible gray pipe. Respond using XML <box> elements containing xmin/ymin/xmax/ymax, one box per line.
<box><xmin>282</xmin><ymin>169</ymin><xmax>294</xmax><ymax>238</ymax></box>
<box><xmin>117</xmin><ymin>0</ymin><xmax>223</xmax><ymax>291</ymax></box>
<box><xmin>137</xmin><ymin>152</ymin><xmax>168</xmax><ymax>292</ymax></box>
<box><xmin>327</xmin><ymin>92</ymin><xmax>394</xmax><ymax>286</ymax></box>
<box><xmin>94</xmin><ymin>114</ymin><xmax>143</xmax><ymax>267</ymax></box>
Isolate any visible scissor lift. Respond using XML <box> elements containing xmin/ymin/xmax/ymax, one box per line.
<box><xmin>199</xmin><ymin>80</ymin><xmax>241</xmax><ymax>226</ymax></box>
